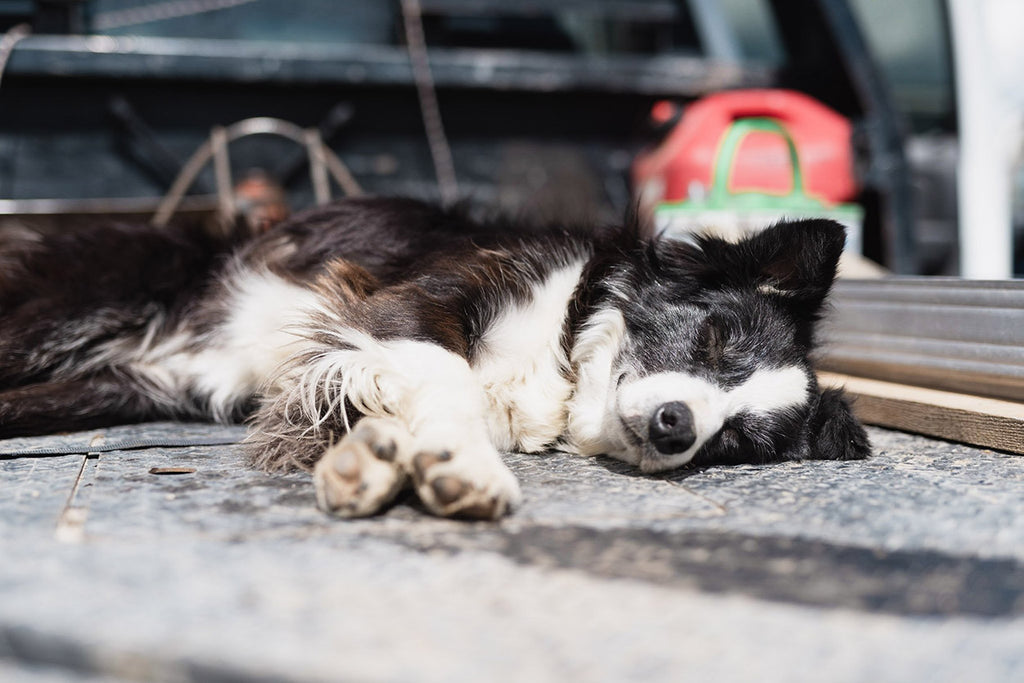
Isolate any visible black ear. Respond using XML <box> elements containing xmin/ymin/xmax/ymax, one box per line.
<box><xmin>697</xmin><ymin>219</ymin><xmax>846</xmax><ymax>315</ymax></box>
<box><xmin>743</xmin><ymin>219</ymin><xmax>845</xmax><ymax>306</ymax></box>
<box><xmin>805</xmin><ymin>388</ymin><xmax>871</xmax><ymax>461</ymax></box>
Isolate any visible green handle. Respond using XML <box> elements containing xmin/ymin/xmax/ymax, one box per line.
<box><xmin>710</xmin><ymin>117</ymin><xmax>807</xmax><ymax>203</ymax></box>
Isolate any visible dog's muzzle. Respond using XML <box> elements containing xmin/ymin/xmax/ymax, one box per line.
<box><xmin>648</xmin><ymin>401</ymin><xmax>696</xmax><ymax>454</ymax></box>
<box><xmin>615</xmin><ymin>372</ymin><xmax>733</xmax><ymax>470</ymax></box>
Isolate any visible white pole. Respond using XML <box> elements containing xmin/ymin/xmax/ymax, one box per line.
<box><xmin>949</xmin><ymin>0</ymin><xmax>1016</xmax><ymax>279</ymax></box>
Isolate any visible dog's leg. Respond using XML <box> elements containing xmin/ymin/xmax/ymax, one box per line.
<box><xmin>278</xmin><ymin>337</ymin><xmax>521</xmax><ymax>519</ymax></box>
<box><xmin>378</xmin><ymin>341</ymin><xmax>522</xmax><ymax>519</ymax></box>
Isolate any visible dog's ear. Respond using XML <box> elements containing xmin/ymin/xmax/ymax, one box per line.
<box><xmin>805</xmin><ymin>388</ymin><xmax>871</xmax><ymax>461</ymax></box>
<box><xmin>695</xmin><ymin>219</ymin><xmax>846</xmax><ymax>316</ymax></box>
<box><xmin>742</xmin><ymin>219</ymin><xmax>846</xmax><ymax>308</ymax></box>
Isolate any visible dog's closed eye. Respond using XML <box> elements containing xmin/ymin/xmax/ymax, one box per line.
<box><xmin>698</xmin><ymin>316</ymin><xmax>728</xmax><ymax>368</ymax></box>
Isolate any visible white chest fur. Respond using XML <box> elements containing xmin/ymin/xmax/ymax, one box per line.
<box><xmin>471</xmin><ymin>261</ymin><xmax>584</xmax><ymax>452</ymax></box>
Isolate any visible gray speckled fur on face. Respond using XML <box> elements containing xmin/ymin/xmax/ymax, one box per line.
<box><xmin>595</xmin><ymin>219</ymin><xmax>870</xmax><ymax>470</ymax></box>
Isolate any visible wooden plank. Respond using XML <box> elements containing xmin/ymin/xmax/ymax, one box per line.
<box><xmin>818</xmin><ymin>371</ymin><xmax>1024</xmax><ymax>454</ymax></box>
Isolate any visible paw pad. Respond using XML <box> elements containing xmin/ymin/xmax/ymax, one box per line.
<box><xmin>430</xmin><ymin>475</ymin><xmax>469</xmax><ymax>505</ymax></box>
<box><xmin>372</xmin><ymin>439</ymin><xmax>398</xmax><ymax>462</ymax></box>
<box><xmin>313</xmin><ymin>434</ymin><xmax>406</xmax><ymax>518</ymax></box>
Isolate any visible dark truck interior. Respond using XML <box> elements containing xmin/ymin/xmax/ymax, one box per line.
<box><xmin>0</xmin><ymin>0</ymin><xmax>962</xmax><ymax>275</ymax></box>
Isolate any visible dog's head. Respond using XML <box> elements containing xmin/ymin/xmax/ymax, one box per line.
<box><xmin>568</xmin><ymin>219</ymin><xmax>870</xmax><ymax>472</ymax></box>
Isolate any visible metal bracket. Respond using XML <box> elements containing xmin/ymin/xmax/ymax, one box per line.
<box><xmin>152</xmin><ymin>116</ymin><xmax>363</xmax><ymax>228</ymax></box>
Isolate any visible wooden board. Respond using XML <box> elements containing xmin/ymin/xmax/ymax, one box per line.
<box><xmin>818</xmin><ymin>372</ymin><xmax>1024</xmax><ymax>455</ymax></box>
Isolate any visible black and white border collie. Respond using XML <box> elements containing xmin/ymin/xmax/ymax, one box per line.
<box><xmin>0</xmin><ymin>197</ymin><xmax>869</xmax><ymax>519</ymax></box>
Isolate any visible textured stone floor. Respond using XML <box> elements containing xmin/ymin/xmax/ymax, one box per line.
<box><xmin>1</xmin><ymin>423</ymin><xmax>1023</xmax><ymax>682</ymax></box>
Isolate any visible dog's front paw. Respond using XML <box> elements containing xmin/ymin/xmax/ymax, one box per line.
<box><xmin>313</xmin><ymin>419</ymin><xmax>409</xmax><ymax>518</ymax></box>
<box><xmin>410</xmin><ymin>446</ymin><xmax>522</xmax><ymax>520</ymax></box>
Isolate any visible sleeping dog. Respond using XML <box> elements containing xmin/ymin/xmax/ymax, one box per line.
<box><xmin>0</xmin><ymin>197</ymin><xmax>870</xmax><ymax>518</ymax></box>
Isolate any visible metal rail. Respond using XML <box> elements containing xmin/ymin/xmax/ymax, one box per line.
<box><xmin>3</xmin><ymin>35</ymin><xmax>774</xmax><ymax>96</ymax></box>
<box><xmin>416</xmin><ymin>0</ymin><xmax>678</xmax><ymax>20</ymax></box>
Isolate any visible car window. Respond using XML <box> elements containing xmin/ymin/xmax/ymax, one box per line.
<box><xmin>848</xmin><ymin>0</ymin><xmax>955</xmax><ymax>133</ymax></box>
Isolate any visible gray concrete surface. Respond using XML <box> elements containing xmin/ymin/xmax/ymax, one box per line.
<box><xmin>1</xmin><ymin>424</ymin><xmax>1023</xmax><ymax>682</ymax></box>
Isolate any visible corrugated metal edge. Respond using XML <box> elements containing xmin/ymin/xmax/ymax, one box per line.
<box><xmin>822</xmin><ymin>277</ymin><xmax>1024</xmax><ymax>402</ymax></box>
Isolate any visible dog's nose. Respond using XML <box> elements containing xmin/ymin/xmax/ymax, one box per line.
<box><xmin>648</xmin><ymin>401</ymin><xmax>696</xmax><ymax>454</ymax></box>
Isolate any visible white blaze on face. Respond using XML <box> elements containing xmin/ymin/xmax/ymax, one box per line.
<box><xmin>615</xmin><ymin>365</ymin><xmax>810</xmax><ymax>472</ymax></box>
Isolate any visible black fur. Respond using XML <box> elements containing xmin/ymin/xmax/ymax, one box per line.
<box><xmin>0</xmin><ymin>219</ymin><xmax>243</xmax><ymax>389</ymax></box>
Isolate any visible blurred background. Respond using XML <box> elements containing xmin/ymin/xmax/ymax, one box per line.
<box><xmin>0</xmin><ymin>0</ymin><xmax>1021</xmax><ymax>277</ymax></box>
